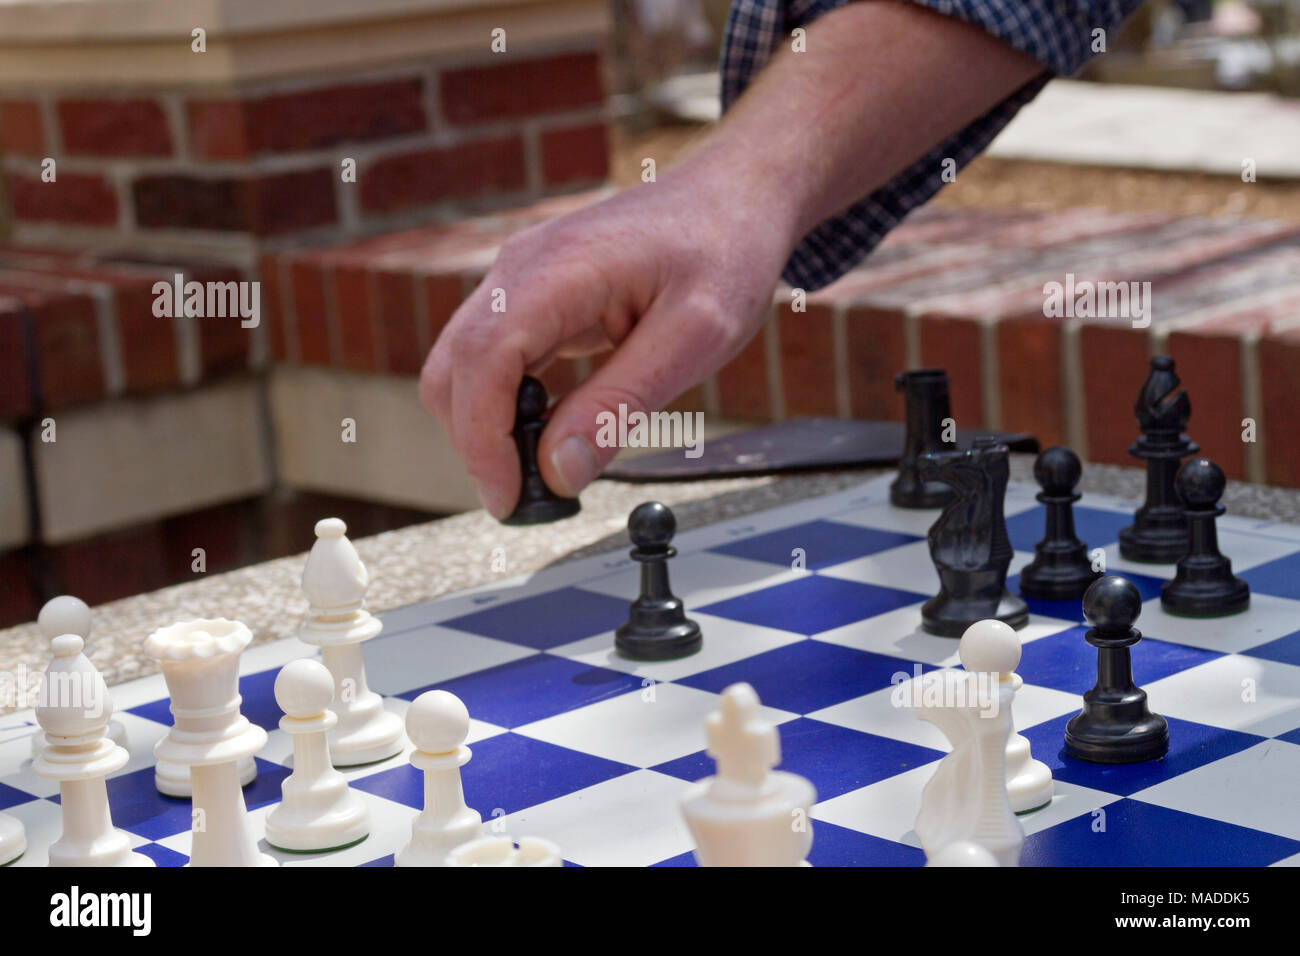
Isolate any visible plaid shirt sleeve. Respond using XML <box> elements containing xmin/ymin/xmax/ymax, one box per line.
<box><xmin>719</xmin><ymin>0</ymin><xmax>1145</xmax><ymax>291</ymax></box>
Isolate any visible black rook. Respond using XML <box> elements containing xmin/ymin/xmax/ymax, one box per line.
<box><xmin>890</xmin><ymin>368</ymin><xmax>957</xmax><ymax>509</ymax></box>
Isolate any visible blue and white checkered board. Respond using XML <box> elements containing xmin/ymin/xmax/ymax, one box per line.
<box><xmin>4</xmin><ymin>473</ymin><xmax>1300</xmax><ymax>867</ymax></box>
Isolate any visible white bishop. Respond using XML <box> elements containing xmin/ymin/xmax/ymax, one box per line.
<box><xmin>298</xmin><ymin>518</ymin><xmax>405</xmax><ymax>766</ymax></box>
<box><xmin>34</xmin><ymin>634</ymin><xmax>153</xmax><ymax>866</ymax></box>
<box><xmin>30</xmin><ymin>596</ymin><xmax>127</xmax><ymax>759</ymax></box>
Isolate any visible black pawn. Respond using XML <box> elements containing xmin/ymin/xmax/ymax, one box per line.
<box><xmin>1064</xmin><ymin>575</ymin><xmax>1169</xmax><ymax>764</ymax></box>
<box><xmin>1019</xmin><ymin>446</ymin><xmax>1102</xmax><ymax>601</ymax></box>
<box><xmin>1161</xmin><ymin>458</ymin><xmax>1250</xmax><ymax>617</ymax></box>
<box><xmin>502</xmin><ymin>376</ymin><xmax>580</xmax><ymax>526</ymax></box>
<box><xmin>890</xmin><ymin>368</ymin><xmax>957</xmax><ymax>509</ymax></box>
<box><xmin>615</xmin><ymin>502</ymin><xmax>702</xmax><ymax>661</ymax></box>
<box><xmin>1119</xmin><ymin>356</ymin><xmax>1198</xmax><ymax>562</ymax></box>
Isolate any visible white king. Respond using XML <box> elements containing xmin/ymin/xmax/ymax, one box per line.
<box><xmin>680</xmin><ymin>683</ymin><xmax>816</xmax><ymax>867</ymax></box>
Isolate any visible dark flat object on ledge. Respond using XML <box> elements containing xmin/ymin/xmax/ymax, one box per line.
<box><xmin>601</xmin><ymin>417</ymin><xmax>1038</xmax><ymax>482</ymax></box>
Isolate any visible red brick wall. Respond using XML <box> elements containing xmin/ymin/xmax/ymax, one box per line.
<box><xmin>0</xmin><ymin>50</ymin><xmax>610</xmax><ymax>248</ymax></box>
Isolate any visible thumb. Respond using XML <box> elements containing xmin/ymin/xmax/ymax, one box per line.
<box><xmin>538</xmin><ymin>311</ymin><xmax>721</xmax><ymax>497</ymax></box>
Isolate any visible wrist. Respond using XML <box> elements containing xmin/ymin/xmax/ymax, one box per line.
<box><xmin>666</xmin><ymin>132</ymin><xmax>808</xmax><ymax>263</ymax></box>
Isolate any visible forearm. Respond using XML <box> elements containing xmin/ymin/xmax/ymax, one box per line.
<box><xmin>676</xmin><ymin>1</ymin><xmax>1044</xmax><ymax>249</ymax></box>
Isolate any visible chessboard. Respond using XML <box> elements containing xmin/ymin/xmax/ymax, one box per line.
<box><xmin>3</xmin><ymin>471</ymin><xmax>1299</xmax><ymax>867</ymax></box>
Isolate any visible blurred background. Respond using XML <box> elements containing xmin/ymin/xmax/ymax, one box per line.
<box><xmin>1</xmin><ymin>0</ymin><xmax>1300</xmax><ymax>628</ymax></box>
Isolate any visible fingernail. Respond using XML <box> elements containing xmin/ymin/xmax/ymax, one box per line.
<box><xmin>479</xmin><ymin>484</ymin><xmax>513</xmax><ymax>521</ymax></box>
<box><xmin>550</xmin><ymin>435</ymin><xmax>599</xmax><ymax>497</ymax></box>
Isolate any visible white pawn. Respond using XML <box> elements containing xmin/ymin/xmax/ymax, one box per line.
<box><xmin>680</xmin><ymin>683</ymin><xmax>816</xmax><ymax>867</ymax></box>
<box><xmin>395</xmin><ymin>690</ymin><xmax>481</xmax><ymax>867</ymax></box>
<box><xmin>264</xmin><ymin>659</ymin><xmax>370</xmax><ymax>853</ymax></box>
<box><xmin>34</xmin><ymin>634</ymin><xmax>153</xmax><ymax>867</ymax></box>
<box><xmin>961</xmin><ymin>619</ymin><xmax>1053</xmax><ymax>814</ymax></box>
<box><xmin>31</xmin><ymin>596</ymin><xmax>127</xmax><ymax>758</ymax></box>
<box><xmin>446</xmin><ymin>836</ymin><xmax>563</xmax><ymax>867</ymax></box>
<box><xmin>298</xmin><ymin>518</ymin><xmax>405</xmax><ymax>766</ymax></box>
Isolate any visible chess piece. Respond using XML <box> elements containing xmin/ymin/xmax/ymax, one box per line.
<box><xmin>680</xmin><ymin>683</ymin><xmax>815</xmax><ymax>867</ymax></box>
<box><xmin>446</xmin><ymin>836</ymin><xmax>563</xmax><ymax>867</ymax></box>
<box><xmin>960</xmin><ymin>620</ymin><xmax>1053</xmax><ymax>814</ymax></box>
<box><xmin>155</xmin><ymin>750</ymin><xmax>256</xmax><ymax>797</ymax></box>
<box><xmin>925</xmin><ymin>840</ymin><xmax>999</xmax><ymax>867</ymax></box>
<box><xmin>914</xmin><ymin>628</ymin><xmax>1023</xmax><ymax>867</ymax></box>
<box><xmin>614</xmin><ymin>501</ymin><xmax>703</xmax><ymax>661</ymax></box>
<box><xmin>264</xmin><ymin>659</ymin><xmax>371</xmax><ymax>853</ymax></box>
<box><xmin>146</xmin><ymin>619</ymin><xmax>278</xmax><ymax>867</ymax></box>
<box><xmin>1161</xmin><ymin>458</ymin><xmax>1250</xmax><ymax>617</ymax></box>
<box><xmin>1119</xmin><ymin>356</ymin><xmax>1198</xmax><ymax>563</ymax></box>
<box><xmin>502</xmin><ymin>376</ymin><xmax>580</xmax><ymax>525</ymax></box>
<box><xmin>918</xmin><ymin>438</ymin><xmax>1028</xmax><ymax>636</ymax></box>
<box><xmin>30</xmin><ymin>596</ymin><xmax>128</xmax><ymax>759</ymax></box>
<box><xmin>890</xmin><ymin>368</ymin><xmax>957</xmax><ymax>509</ymax></box>
<box><xmin>34</xmin><ymin>634</ymin><xmax>153</xmax><ymax>866</ymax></box>
<box><xmin>298</xmin><ymin>518</ymin><xmax>405</xmax><ymax>766</ymax></box>
<box><xmin>1064</xmin><ymin>576</ymin><xmax>1169</xmax><ymax>764</ymax></box>
<box><xmin>396</xmin><ymin>691</ymin><xmax>482</xmax><ymax>867</ymax></box>
<box><xmin>1018</xmin><ymin>447</ymin><xmax>1102</xmax><ymax>601</ymax></box>
<box><xmin>0</xmin><ymin>812</ymin><xmax>23</xmax><ymax>865</ymax></box>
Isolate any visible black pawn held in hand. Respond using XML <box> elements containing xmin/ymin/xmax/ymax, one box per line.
<box><xmin>503</xmin><ymin>376</ymin><xmax>580</xmax><ymax>526</ymax></box>
<box><xmin>1161</xmin><ymin>458</ymin><xmax>1250</xmax><ymax>618</ymax></box>
<box><xmin>615</xmin><ymin>502</ymin><xmax>702</xmax><ymax>661</ymax></box>
<box><xmin>1119</xmin><ymin>356</ymin><xmax>1198</xmax><ymax>562</ymax></box>
<box><xmin>1064</xmin><ymin>575</ymin><xmax>1169</xmax><ymax>764</ymax></box>
<box><xmin>1019</xmin><ymin>446</ymin><xmax>1102</xmax><ymax>601</ymax></box>
<box><xmin>890</xmin><ymin>368</ymin><xmax>957</xmax><ymax>509</ymax></box>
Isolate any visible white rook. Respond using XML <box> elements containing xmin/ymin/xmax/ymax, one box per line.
<box><xmin>146</xmin><ymin>619</ymin><xmax>277</xmax><ymax>867</ymax></box>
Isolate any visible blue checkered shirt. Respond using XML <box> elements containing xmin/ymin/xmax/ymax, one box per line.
<box><xmin>720</xmin><ymin>0</ymin><xmax>1144</xmax><ymax>290</ymax></box>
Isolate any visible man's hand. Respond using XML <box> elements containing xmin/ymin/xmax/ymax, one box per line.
<box><xmin>419</xmin><ymin>1</ymin><xmax>1043</xmax><ymax>518</ymax></box>
<box><xmin>418</xmin><ymin>157</ymin><xmax>796</xmax><ymax>519</ymax></box>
